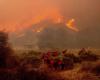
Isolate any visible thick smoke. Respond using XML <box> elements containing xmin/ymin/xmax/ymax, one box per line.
<box><xmin>37</xmin><ymin>22</ymin><xmax>78</xmax><ymax>50</ymax></box>
<box><xmin>0</xmin><ymin>0</ymin><xmax>100</xmax><ymax>49</ymax></box>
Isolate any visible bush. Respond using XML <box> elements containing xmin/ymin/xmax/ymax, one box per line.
<box><xmin>63</xmin><ymin>55</ymin><xmax>74</xmax><ymax>70</ymax></box>
<box><xmin>91</xmin><ymin>61</ymin><xmax>100</xmax><ymax>76</ymax></box>
<box><xmin>78</xmin><ymin>50</ymin><xmax>99</xmax><ymax>62</ymax></box>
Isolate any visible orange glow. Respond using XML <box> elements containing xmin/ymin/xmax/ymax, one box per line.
<box><xmin>32</xmin><ymin>27</ymin><xmax>44</xmax><ymax>33</ymax></box>
<box><xmin>0</xmin><ymin>8</ymin><xmax>79</xmax><ymax>33</ymax></box>
<box><xmin>37</xmin><ymin>30</ymin><xmax>41</xmax><ymax>33</ymax></box>
<box><xmin>33</xmin><ymin>29</ymin><xmax>42</xmax><ymax>33</ymax></box>
<box><xmin>66</xmin><ymin>19</ymin><xmax>79</xmax><ymax>32</ymax></box>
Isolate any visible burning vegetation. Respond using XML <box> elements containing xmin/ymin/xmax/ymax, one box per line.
<box><xmin>0</xmin><ymin>0</ymin><xmax>100</xmax><ymax>80</ymax></box>
<box><xmin>0</xmin><ymin>8</ymin><xmax>79</xmax><ymax>34</ymax></box>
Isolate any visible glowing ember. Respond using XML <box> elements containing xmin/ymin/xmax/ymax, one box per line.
<box><xmin>32</xmin><ymin>27</ymin><xmax>44</xmax><ymax>33</ymax></box>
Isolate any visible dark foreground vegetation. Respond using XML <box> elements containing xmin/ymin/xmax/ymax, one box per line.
<box><xmin>0</xmin><ymin>31</ymin><xmax>100</xmax><ymax>80</ymax></box>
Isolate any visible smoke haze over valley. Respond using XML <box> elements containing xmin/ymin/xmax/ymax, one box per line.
<box><xmin>0</xmin><ymin>0</ymin><xmax>100</xmax><ymax>49</ymax></box>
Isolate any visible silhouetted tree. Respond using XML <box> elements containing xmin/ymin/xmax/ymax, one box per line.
<box><xmin>0</xmin><ymin>32</ymin><xmax>10</xmax><ymax>68</ymax></box>
<box><xmin>0</xmin><ymin>32</ymin><xmax>8</xmax><ymax>46</ymax></box>
<box><xmin>0</xmin><ymin>32</ymin><xmax>19</xmax><ymax>80</ymax></box>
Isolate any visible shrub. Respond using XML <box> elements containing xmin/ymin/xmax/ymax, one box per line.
<box><xmin>78</xmin><ymin>50</ymin><xmax>99</xmax><ymax>62</ymax></box>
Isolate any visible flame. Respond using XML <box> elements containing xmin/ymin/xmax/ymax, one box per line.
<box><xmin>32</xmin><ymin>18</ymin><xmax>79</xmax><ymax>33</ymax></box>
<box><xmin>33</xmin><ymin>27</ymin><xmax>44</xmax><ymax>33</ymax></box>
<box><xmin>66</xmin><ymin>19</ymin><xmax>79</xmax><ymax>32</ymax></box>
<box><xmin>0</xmin><ymin>8</ymin><xmax>79</xmax><ymax>33</ymax></box>
<box><xmin>37</xmin><ymin>30</ymin><xmax>41</xmax><ymax>33</ymax></box>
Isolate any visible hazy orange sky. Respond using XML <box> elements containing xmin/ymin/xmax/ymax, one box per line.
<box><xmin>0</xmin><ymin>0</ymin><xmax>61</xmax><ymax>32</ymax></box>
<box><xmin>0</xmin><ymin>0</ymin><xmax>99</xmax><ymax>32</ymax></box>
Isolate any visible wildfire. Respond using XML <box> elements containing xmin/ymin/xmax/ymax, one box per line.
<box><xmin>30</xmin><ymin>9</ymin><xmax>79</xmax><ymax>32</ymax></box>
<box><xmin>32</xmin><ymin>26</ymin><xmax>45</xmax><ymax>33</ymax></box>
<box><xmin>66</xmin><ymin>19</ymin><xmax>79</xmax><ymax>32</ymax></box>
<box><xmin>0</xmin><ymin>8</ymin><xmax>79</xmax><ymax>33</ymax></box>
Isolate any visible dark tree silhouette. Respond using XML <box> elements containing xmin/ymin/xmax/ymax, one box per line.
<box><xmin>0</xmin><ymin>32</ymin><xmax>9</xmax><ymax>68</ymax></box>
<box><xmin>0</xmin><ymin>32</ymin><xmax>20</xmax><ymax>80</ymax></box>
<box><xmin>0</xmin><ymin>31</ymin><xmax>18</xmax><ymax>68</ymax></box>
<box><xmin>0</xmin><ymin>32</ymin><xmax>8</xmax><ymax>47</ymax></box>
